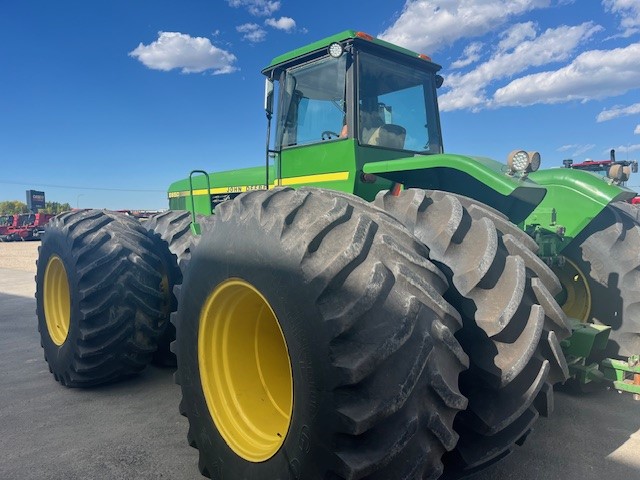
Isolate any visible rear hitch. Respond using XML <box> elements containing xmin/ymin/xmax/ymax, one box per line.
<box><xmin>562</xmin><ymin>320</ymin><xmax>640</xmax><ymax>400</ymax></box>
<box><xmin>601</xmin><ymin>355</ymin><xmax>640</xmax><ymax>400</ymax></box>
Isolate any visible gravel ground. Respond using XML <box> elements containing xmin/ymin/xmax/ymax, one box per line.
<box><xmin>0</xmin><ymin>241</ymin><xmax>39</xmax><ymax>272</ymax></box>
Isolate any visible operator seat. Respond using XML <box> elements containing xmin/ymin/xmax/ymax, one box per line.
<box><xmin>359</xmin><ymin>103</ymin><xmax>407</xmax><ymax>149</ymax></box>
<box><xmin>367</xmin><ymin>124</ymin><xmax>406</xmax><ymax>150</ymax></box>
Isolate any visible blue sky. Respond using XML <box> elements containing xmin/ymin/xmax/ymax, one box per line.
<box><xmin>1</xmin><ymin>0</ymin><xmax>639</xmax><ymax>210</ymax></box>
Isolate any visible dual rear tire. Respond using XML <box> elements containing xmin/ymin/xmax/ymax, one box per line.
<box><xmin>143</xmin><ymin>210</ymin><xmax>203</xmax><ymax>365</ymax></box>
<box><xmin>374</xmin><ymin>189</ymin><xmax>570</xmax><ymax>476</ymax></box>
<box><xmin>36</xmin><ymin>210</ymin><xmax>165</xmax><ymax>387</ymax></box>
<box><xmin>174</xmin><ymin>187</ymin><xmax>469</xmax><ymax>479</ymax></box>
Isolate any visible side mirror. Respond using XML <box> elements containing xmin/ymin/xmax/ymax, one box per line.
<box><xmin>435</xmin><ymin>75</ymin><xmax>444</xmax><ymax>89</ymax></box>
<box><xmin>264</xmin><ymin>78</ymin><xmax>274</xmax><ymax>114</ymax></box>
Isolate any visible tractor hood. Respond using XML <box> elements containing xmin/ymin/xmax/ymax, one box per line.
<box><xmin>363</xmin><ymin>153</ymin><xmax>547</xmax><ymax>224</ymax></box>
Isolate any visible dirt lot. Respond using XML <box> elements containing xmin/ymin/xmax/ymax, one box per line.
<box><xmin>0</xmin><ymin>241</ymin><xmax>39</xmax><ymax>272</ymax></box>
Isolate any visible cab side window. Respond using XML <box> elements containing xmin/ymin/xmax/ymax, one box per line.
<box><xmin>279</xmin><ymin>55</ymin><xmax>347</xmax><ymax>148</ymax></box>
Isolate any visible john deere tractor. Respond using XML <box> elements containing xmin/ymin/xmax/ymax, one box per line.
<box><xmin>35</xmin><ymin>30</ymin><xmax>638</xmax><ymax>479</ymax></box>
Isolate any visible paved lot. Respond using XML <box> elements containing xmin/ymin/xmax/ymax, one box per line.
<box><xmin>0</xmin><ymin>263</ymin><xmax>200</xmax><ymax>480</ymax></box>
<box><xmin>0</xmin><ymin>242</ymin><xmax>638</xmax><ymax>479</ymax></box>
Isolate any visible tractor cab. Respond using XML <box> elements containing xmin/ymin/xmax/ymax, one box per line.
<box><xmin>262</xmin><ymin>30</ymin><xmax>444</xmax><ymax>200</ymax></box>
<box><xmin>266</xmin><ymin>32</ymin><xmax>443</xmax><ymax>155</ymax></box>
<box><xmin>260</xmin><ymin>30</ymin><xmax>546</xmax><ymax>221</ymax></box>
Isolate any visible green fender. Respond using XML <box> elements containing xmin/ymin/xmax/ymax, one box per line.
<box><xmin>525</xmin><ymin>168</ymin><xmax>637</xmax><ymax>248</ymax></box>
<box><xmin>362</xmin><ymin>153</ymin><xmax>546</xmax><ymax>223</ymax></box>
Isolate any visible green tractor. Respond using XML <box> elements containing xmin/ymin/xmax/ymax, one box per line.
<box><xmin>35</xmin><ymin>30</ymin><xmax>638</xmax><ymax>479</ymax></box>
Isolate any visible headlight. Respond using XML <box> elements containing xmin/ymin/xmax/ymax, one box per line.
<box><xmin>507</xmin><ymin>150</ymin><xmax>542</xmax><ymax>173</ymax></box>
<box><xmin>609</xmin><ymin>164</ymin><xmax>630</xmax><ymax>182</ymax></box>
<box><xmin>609</xmin><ymin>164</ymin><xmax>623</xmax><ymax>181</ymax></box>
<box><xmin>507</xmin><ymin>150</ymin><xmax>530</xmax><ymax>173</ymax></box>
<box><xmin>328</xmin><ymin>42</ymin><xmax>344</xmax><ymax>58</ymax></box>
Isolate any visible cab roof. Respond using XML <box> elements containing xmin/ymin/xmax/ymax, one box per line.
<box><xmin>262</xmin><ymin>29</ymin><xmax>439</xmax><ymax>73</ymax></box>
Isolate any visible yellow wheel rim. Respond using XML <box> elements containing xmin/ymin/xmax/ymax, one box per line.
<box><xmin>43</xmin><ymin>255</ymin><xmax>71</xmax><ymax>346</ymax></box>
<box><xmin>553</xmin><ymin>257</ymin><xmax>592</xmax><ymax>322</ymax></box>
<box><xmin>198</xmin><ymin>279</ymin><xmax>293</xmax><ymax>462</ymax></box>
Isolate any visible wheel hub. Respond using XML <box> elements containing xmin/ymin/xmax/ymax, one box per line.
<box><xmin>553</xmin><ymin>257</ymin><xmax>592</xmax><ymax>322</ymax></box>
<box><xmin>198</xmin><ymin>279</ymin><xmax>293</xmax><ymax>462</ymax></box>
<box><xmin>43</xmin><ymin>255</ymin><xmax>71</xmax><ymax>345</ymax></box>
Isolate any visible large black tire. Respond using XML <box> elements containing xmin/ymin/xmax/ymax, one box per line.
<box><xmin>144</xmin><ymin>210</ymin><xmax>203</xmax><ymax>366</ymax></box>
<box><xmin>374</xmin><ymin>189</ymin><xmax>570</xmax><ymax>477</ymax></box>
<box><xmin>557</xmin><ymin>201</ymin><xmax>640</xmax><ymax>357</ymax></box>
<box><xmin>35</xmin><ymin>209</ymin><xmax>165</xmax><ymax>387</ymax></box>
<box><xmin>173</xmin><ymin>187</ymin><xmax>469</xmax><ymax>479</ymax></box>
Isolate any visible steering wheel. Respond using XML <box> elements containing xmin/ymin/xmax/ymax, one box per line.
<box><xmin>321</xmin><ymin>130</ymin><xmax>340</xmax><ymax>140</ymax></box>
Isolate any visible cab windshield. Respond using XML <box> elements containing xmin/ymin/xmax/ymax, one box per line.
<box><xmin>357</xmin><ymin>51</ymin><xmax>442</xmax><ymax>154</ymax></box>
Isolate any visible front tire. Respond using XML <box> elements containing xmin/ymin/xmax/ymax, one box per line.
<box><xmin>35</xmin><ymin>210</ymin><xmax>165</xmax><ymax>387</ymax></box>
<box><xmin>174</xmin><ymin>187</ymin><xmax>469</xmax><ymax>479</ymax></box>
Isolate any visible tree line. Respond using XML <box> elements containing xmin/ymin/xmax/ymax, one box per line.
<box><xmin>0</xmin><ymin>200</ymin><xmax>72</xmax><ymax>215</ymax></box>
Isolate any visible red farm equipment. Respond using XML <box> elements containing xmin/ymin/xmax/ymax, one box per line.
<box><xmin>562</xmin><ymin>149</ymin><xmax>638</xmax><ymax>191</ymax></box>
<box><xmin>0</xmin><ymin>213</ymin><xmax>55</xmax><ymax>242</ymax></box>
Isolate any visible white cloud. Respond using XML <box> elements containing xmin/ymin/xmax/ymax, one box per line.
<box><xmin>573</xmin><ymin>144</ymin><xmax>596</xmax><ymax>157</ymax></box>
<box><xmin>597</xmin><ymin>103</ymin><xmax>640</xmax><ymax>122</ymax></box>
<box><xmin>129</xmin><ymin>32</ymin><xmax>237</xmax><ymax>74</ymax></box>
<box><xmin>451</xmin><ymin>42</ymin><xmax>483</xmax><ymax>69</ymax></box>
<box><xmin>379</xmin><ymin>0</ymin><xmax>551</xmax><ymax>53</ymax></box>
<box><xmin>610</xmin><ymin>143</ymin><xmax>640</xmax><ymax>153</ymax></box>
<box><xmin>556</xmin><ymin>144</ymin><xmax>595</xmax><ymax>157</ymax></box>
<box><xmin>439</xmin><ymin>22</ymin><xmax>602</xmax><ymax>111</ymax></box>
<box><xmin>265</xmin><ymin>17</ymin><xmax>296</xmax><ymax>31</ymax></box>
<box><xmin>236</xmin><ymin>23</ymin><xmax>267</xmax><ymax>42</ymax></box>
<box><xmin>635</xmin><ymin>124</ymin><xmax>640</xmax><ymax>134</ymax></box>
<box><xmin>493</xmin><ymin>42</ymin><xmax>640</xmax><ymax>107</ymax></box>
<box><xmin>497</xmin><ymin>22</ymin><xmax>537</xmax><ymax>52</ymax></box>
<box><xmin>603</xmin><ymin>0</ymin><xmax>640</xmax><ymax>37</ymax></box>
<box><xmin>228</xmin><ymin>0</ymin><xmax>280</xmax><ymax>16</ymax></box>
